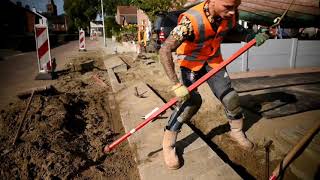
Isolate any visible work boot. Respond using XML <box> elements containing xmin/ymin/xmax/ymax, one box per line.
<box><xmin>162</xmin><ymin>129</ymin><xmax>180</xmax><ymax>170</ymax></box>
<box><xmin>229</xmin><ymin>119</ymin><xmax>254</xmax><ymax>150</ymax></box>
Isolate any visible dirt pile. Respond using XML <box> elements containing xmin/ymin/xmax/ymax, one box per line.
<box><xmin>0</xmin><ymin>51</ymin><xmax>139</xmax><ymax>179</ymax></box>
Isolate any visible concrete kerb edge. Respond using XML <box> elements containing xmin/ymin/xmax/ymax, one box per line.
<box><xmin>114</xmin><ymin>82</ymin><xmax>241</xmax><ymax>179</ymax></box>
<box><xmin>103</xmin><ymin>55</ymin><xmax>127</xmax><ymax>92</ymax></box>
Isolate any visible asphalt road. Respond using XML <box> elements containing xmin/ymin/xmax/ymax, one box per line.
<box><xmin>0</xmin><ymin>38</ymin><xmax>102</xmax><ymax>109</ymax></box>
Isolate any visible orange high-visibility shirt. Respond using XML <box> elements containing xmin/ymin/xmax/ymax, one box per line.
<box><xmin>176</xmin><ymin>2</ymin><xmax>236</xmax><ymax>71</ymax></box>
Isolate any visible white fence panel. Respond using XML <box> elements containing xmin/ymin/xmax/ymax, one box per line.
<box><xmin>249</xmin><ymin>39</ymin><xmax>292</xmax><ymax>71</ymax></box>
<box><xmin>296</xmin><ymin>40</ymin><xmax>320</xmax><ymax>68</ymax></box>
<box><xmin>221</xmin><ymin>39</ymin><xmax>320</xmax><ymax>73</ymax></box>
<box><xmin>221</xmin><ymin>43</ymin><xmax>243</xmax><ymax>72</ymax></box>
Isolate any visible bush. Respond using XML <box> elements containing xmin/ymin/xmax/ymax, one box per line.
<box><xmin>103</xmin><ymin>17</ymin><xmax>139</xmax><ymax>42</ymax></box>
<box><xmin>104</xmin><ymin>17</ymin><xmax>121</xmax><ymax>38</ymax></box>
<box><xmin>118</xmin><ymin>24</ymin><xmax>138</xmax><ymax>42</ymax></box>
<box><xmin>122</xmin><ymin>24</ymin><xmax>138</xmax><ymax>34</ymax></box>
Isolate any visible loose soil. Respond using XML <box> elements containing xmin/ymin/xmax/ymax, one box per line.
<box><xmin>0</xmin><ymin>51</ymin><xmax>139</xmax><ymax>179</ymax></box>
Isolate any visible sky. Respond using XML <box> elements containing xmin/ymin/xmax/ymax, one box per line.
<box><xmin>11</xmin><ymin>0</ymin><xmax>64</xmax><ymax>15</ymax></box>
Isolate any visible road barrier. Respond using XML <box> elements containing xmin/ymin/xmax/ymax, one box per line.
<box><xmin>34</xmin><ymin>24</ymin><xmax>55</xmax><ymax>80</ymax></box>
<box><xmin>90</xmin><ymin>30</ymin><xmax>97</xmax><ymax>41</ymax></box>
<box><xmin>79</xmin><ymin>28</ymin><xmax>86</xmax><ymax>51</ymax></box>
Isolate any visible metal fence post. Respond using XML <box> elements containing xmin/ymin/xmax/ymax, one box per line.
<box><xmin>241</xmin><ymin>42</ymin><xmax>249</xmax><ymax>72</ymax></box>
<box><xmin>289</xmin><ymin>38</ymin><xmax>298</xmax><ymax>68</ymax></box>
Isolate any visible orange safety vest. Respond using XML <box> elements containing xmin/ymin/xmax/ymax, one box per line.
<box><xmin>176</xmin><ymin>2</ymin><xmax>236</xmax><ymax>71</ymax></box>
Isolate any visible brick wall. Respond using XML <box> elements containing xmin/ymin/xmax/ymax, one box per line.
<box><xmin>137</xmin><ymin>9</ymin><xmax>150</xmax><ymax>31</ymax></box>
<box><xmin>25</xmin><ymin>11</ymin><xmax>36</xmax><ymax>33</ymax></box>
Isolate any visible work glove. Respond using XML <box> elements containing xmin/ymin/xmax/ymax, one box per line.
<box><xmin>254</xmin><ymin>32</ymin><xmax>269</xmax><ymax>47</ymax></box>
<box><xmin>171</xmin><ymin>83</ymin><xmax>190</xmax><ymax>102</ymax></box>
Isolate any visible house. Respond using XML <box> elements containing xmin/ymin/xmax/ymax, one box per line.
<box><xmin>115</xmin><ymin>6</ymin><xmax>150</xmax><ymax>26</ymax></box>
<box><xmin>46</xmin><ymin>14</ymin><xmax>68</xmax><ymax>32</ymax></box>
<box><xmin>0</xmin><ymin>0</ymin><xmax>41</xmax><ymax>35</ymax></box>
<box><xmin>115</xmin><ymin>6</ymin><xmax>151</xmax><ymax>41</ymax></box>
<box><xmin>0</xmin><ymin>0</ymin><xmax>43</xmax><ymax>50</ymax></box>
<box><xmin>42</xmin><ymin>0</ymin><xmax>68</xmax><ymax>32</ymax></box>
<box><xmin>90</xmin><ymin>21</ymin><xmax>103</xmax><ymax>36</ymax></box>
<box><xmin>115</xmin><ymin>6</ymin><xmax>138</xmax><ymax>26</ymax></box>
<box><xmin>137</xmin><ymin>9</ymin><xmax>149</xmax><ymax>29</ymax></box>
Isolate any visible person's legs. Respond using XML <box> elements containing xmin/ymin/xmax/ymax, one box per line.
<box><xmin>205</xmin><ymin>65</ymin><xmax>253</xmax><ymax>150</ymax></box>
<box><xmin>163</xmin><ymin>66</ymin><xmax>203</xmax><ymax>169</ymax></box>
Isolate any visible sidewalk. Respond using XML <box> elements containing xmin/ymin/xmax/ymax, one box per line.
<box><xmin>101</xmin><ymin>38</ymin><xmax>139</xmax><ymax>55</ymax></box>
<box><xmin>114</xmin><ymin>82</ymin><xmax>241</xmax><ymax>180</ymax></box>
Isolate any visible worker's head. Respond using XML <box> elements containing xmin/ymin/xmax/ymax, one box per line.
<box><xmin>208</xmin><ymin>0</ymin><xmax>241</xmax><ymax>19</ymax></box>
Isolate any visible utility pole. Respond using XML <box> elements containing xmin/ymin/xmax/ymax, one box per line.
<box><xmin>101</xmin><ymin>0</ymin><xmax>106</xmax><ymax>47</ymax></box>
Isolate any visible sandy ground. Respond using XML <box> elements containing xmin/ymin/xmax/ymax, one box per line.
<box><xmin>0</xmin><ymin>39</ymin><xmax>140</xmax><ymax>179</ymax></box>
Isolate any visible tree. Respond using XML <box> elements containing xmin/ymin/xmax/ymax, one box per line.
<box><xmin>103</xmin><ymin>0</ymin><xmax>131</xmax><ymax>15</ymax></box>
<box><xmin>64</xmin><ymin>0</ymin><xmax>99</xmax><ymax>32</ymax></box>
<box><xmin>63</xmin><ymin>0</ymin><xmax>187</xmax><ymax>33</ymax></box>
<box><xmin>64</xmin><ymin>0</ymin><xmax>131</xmax><ymax>32</ymax></box>
<box><xmin>130</xmin><ymin>0</ymin><xmax>187</xmax><ymax>21</ymax></box>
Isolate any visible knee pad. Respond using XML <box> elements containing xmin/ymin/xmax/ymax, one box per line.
<box><xmin>166</xmin><ymin>92</ymin><xmax>202</xmax><ymax>131</ymax></box>
<box><xmin>166</xmin><ymin>110</ymin><xmax>184</xmax><ymax>131</ymax></box>
<box><xmin>221</xmin><ymin>90</ymin><xmax>243</xmax><ymax>119</ymax></box>
<box><xmin>180</xmin><ymin>93</ymin><xmax>202</xmax><ymax>121</ymax></box>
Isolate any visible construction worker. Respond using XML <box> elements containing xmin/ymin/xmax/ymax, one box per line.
<box><xmin>138</xmin><ymin>20</ymin><xmax>148</xmax><ymax>52</ymax></box>
<box><xmin>159</xmin><ymin>0</ymin><xmax>270</xmax><ymax>170</ymax></box>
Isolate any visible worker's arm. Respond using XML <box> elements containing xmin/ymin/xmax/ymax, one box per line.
<box><xmin>225</xmin><ymin>23</ymin><xmax>255</xmax><ymax>42</ymax></box>
<box><xmin>159</xmin><ymin>15</ymin><xmax>194</xmax><ymax>102</ymax></box>
<box><xmin>159</xmin><ymin>36</ymin><xmax>183</xmax><ymax>85</ymax></box>
<box><xmin>227</xmin><ymin>23</ymin><xmax>270</xmax><ymax>46</ymax></box>
<box><xmin>159</xmin><ymin>36</ymin><xmax>191</xmax><ymax>102</ymax></box>
<box><xmin>159</xmin><ymin>15</ymin><xmax>194</xmax><ymax>85</ymax></box>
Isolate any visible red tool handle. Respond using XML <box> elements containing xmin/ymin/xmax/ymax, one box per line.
<box><xmin>269</xmin><ymin>175</ymin><xmax>276</xmax><ymax>180</ymax></box>
<box><xmin>103</xmin><ymin>39</ymin><xmax>257</xmax><ymax>153</ymax></box>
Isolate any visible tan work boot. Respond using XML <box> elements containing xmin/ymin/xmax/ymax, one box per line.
<box><xmin>229</xmin><ymin>119</ymin><xmax>254</xmax><ymax>150</ymax></box>
<box><xmin>162</xmin><ymin>130</ymin><xmax>180</xmax><ymax>170</ymax></box>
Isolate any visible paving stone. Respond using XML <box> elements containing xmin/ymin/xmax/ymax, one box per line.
<box><xmin>104</xmin><ymin>56</ymin><xmax>128</xmax><ymax>72</ymax></box>
<box><xmin>107</xmin><ymin>68</ymin><xmax>125</xmax><ymax>92</ymax></box>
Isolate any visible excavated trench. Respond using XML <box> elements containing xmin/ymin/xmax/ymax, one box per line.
<box><xmin>0</xmin><ymin>53</ymin><xmax>140</xmax><ymax>179</ymax></box>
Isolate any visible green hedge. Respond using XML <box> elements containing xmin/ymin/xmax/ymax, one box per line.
<box><xmin>104</xmin><ymin>17</ymin><xmax>121</xmax><ymax>38</ymax></box>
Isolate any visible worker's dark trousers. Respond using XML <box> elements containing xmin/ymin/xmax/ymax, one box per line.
<box><xmin>166</xmin><ymin>63</ymin><xmax>241</xmax><ymax>131</ymax></box>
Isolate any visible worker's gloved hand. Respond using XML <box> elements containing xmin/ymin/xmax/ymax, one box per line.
<box><xmin>172</xmin><ymin>83</ymin><xmax>190</xmax><ymax>102</ymax></box>
<box><xmin>255</xmin><ymin>32</ymin><xmax>269</xmax><ymax>46</ymax></box>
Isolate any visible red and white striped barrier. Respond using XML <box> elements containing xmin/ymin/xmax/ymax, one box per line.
<box><xmin>79</xmin><ymin>28</ymin><xmax>86</xmax><ymax>51</ymax></box>
<box><xmin>92</xmin><ymin>31</ymin><xmax>97</xmax><ymax>41</ymax></box>
<box><xmin>35</xmin><ymin>24</ymin><xmax>53</xmax><ymax>74</ymax></box>
<box><xmin>90</xmin><ymin>30</ymin><xmax>97</xmax><ymax>41</ymax></box>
